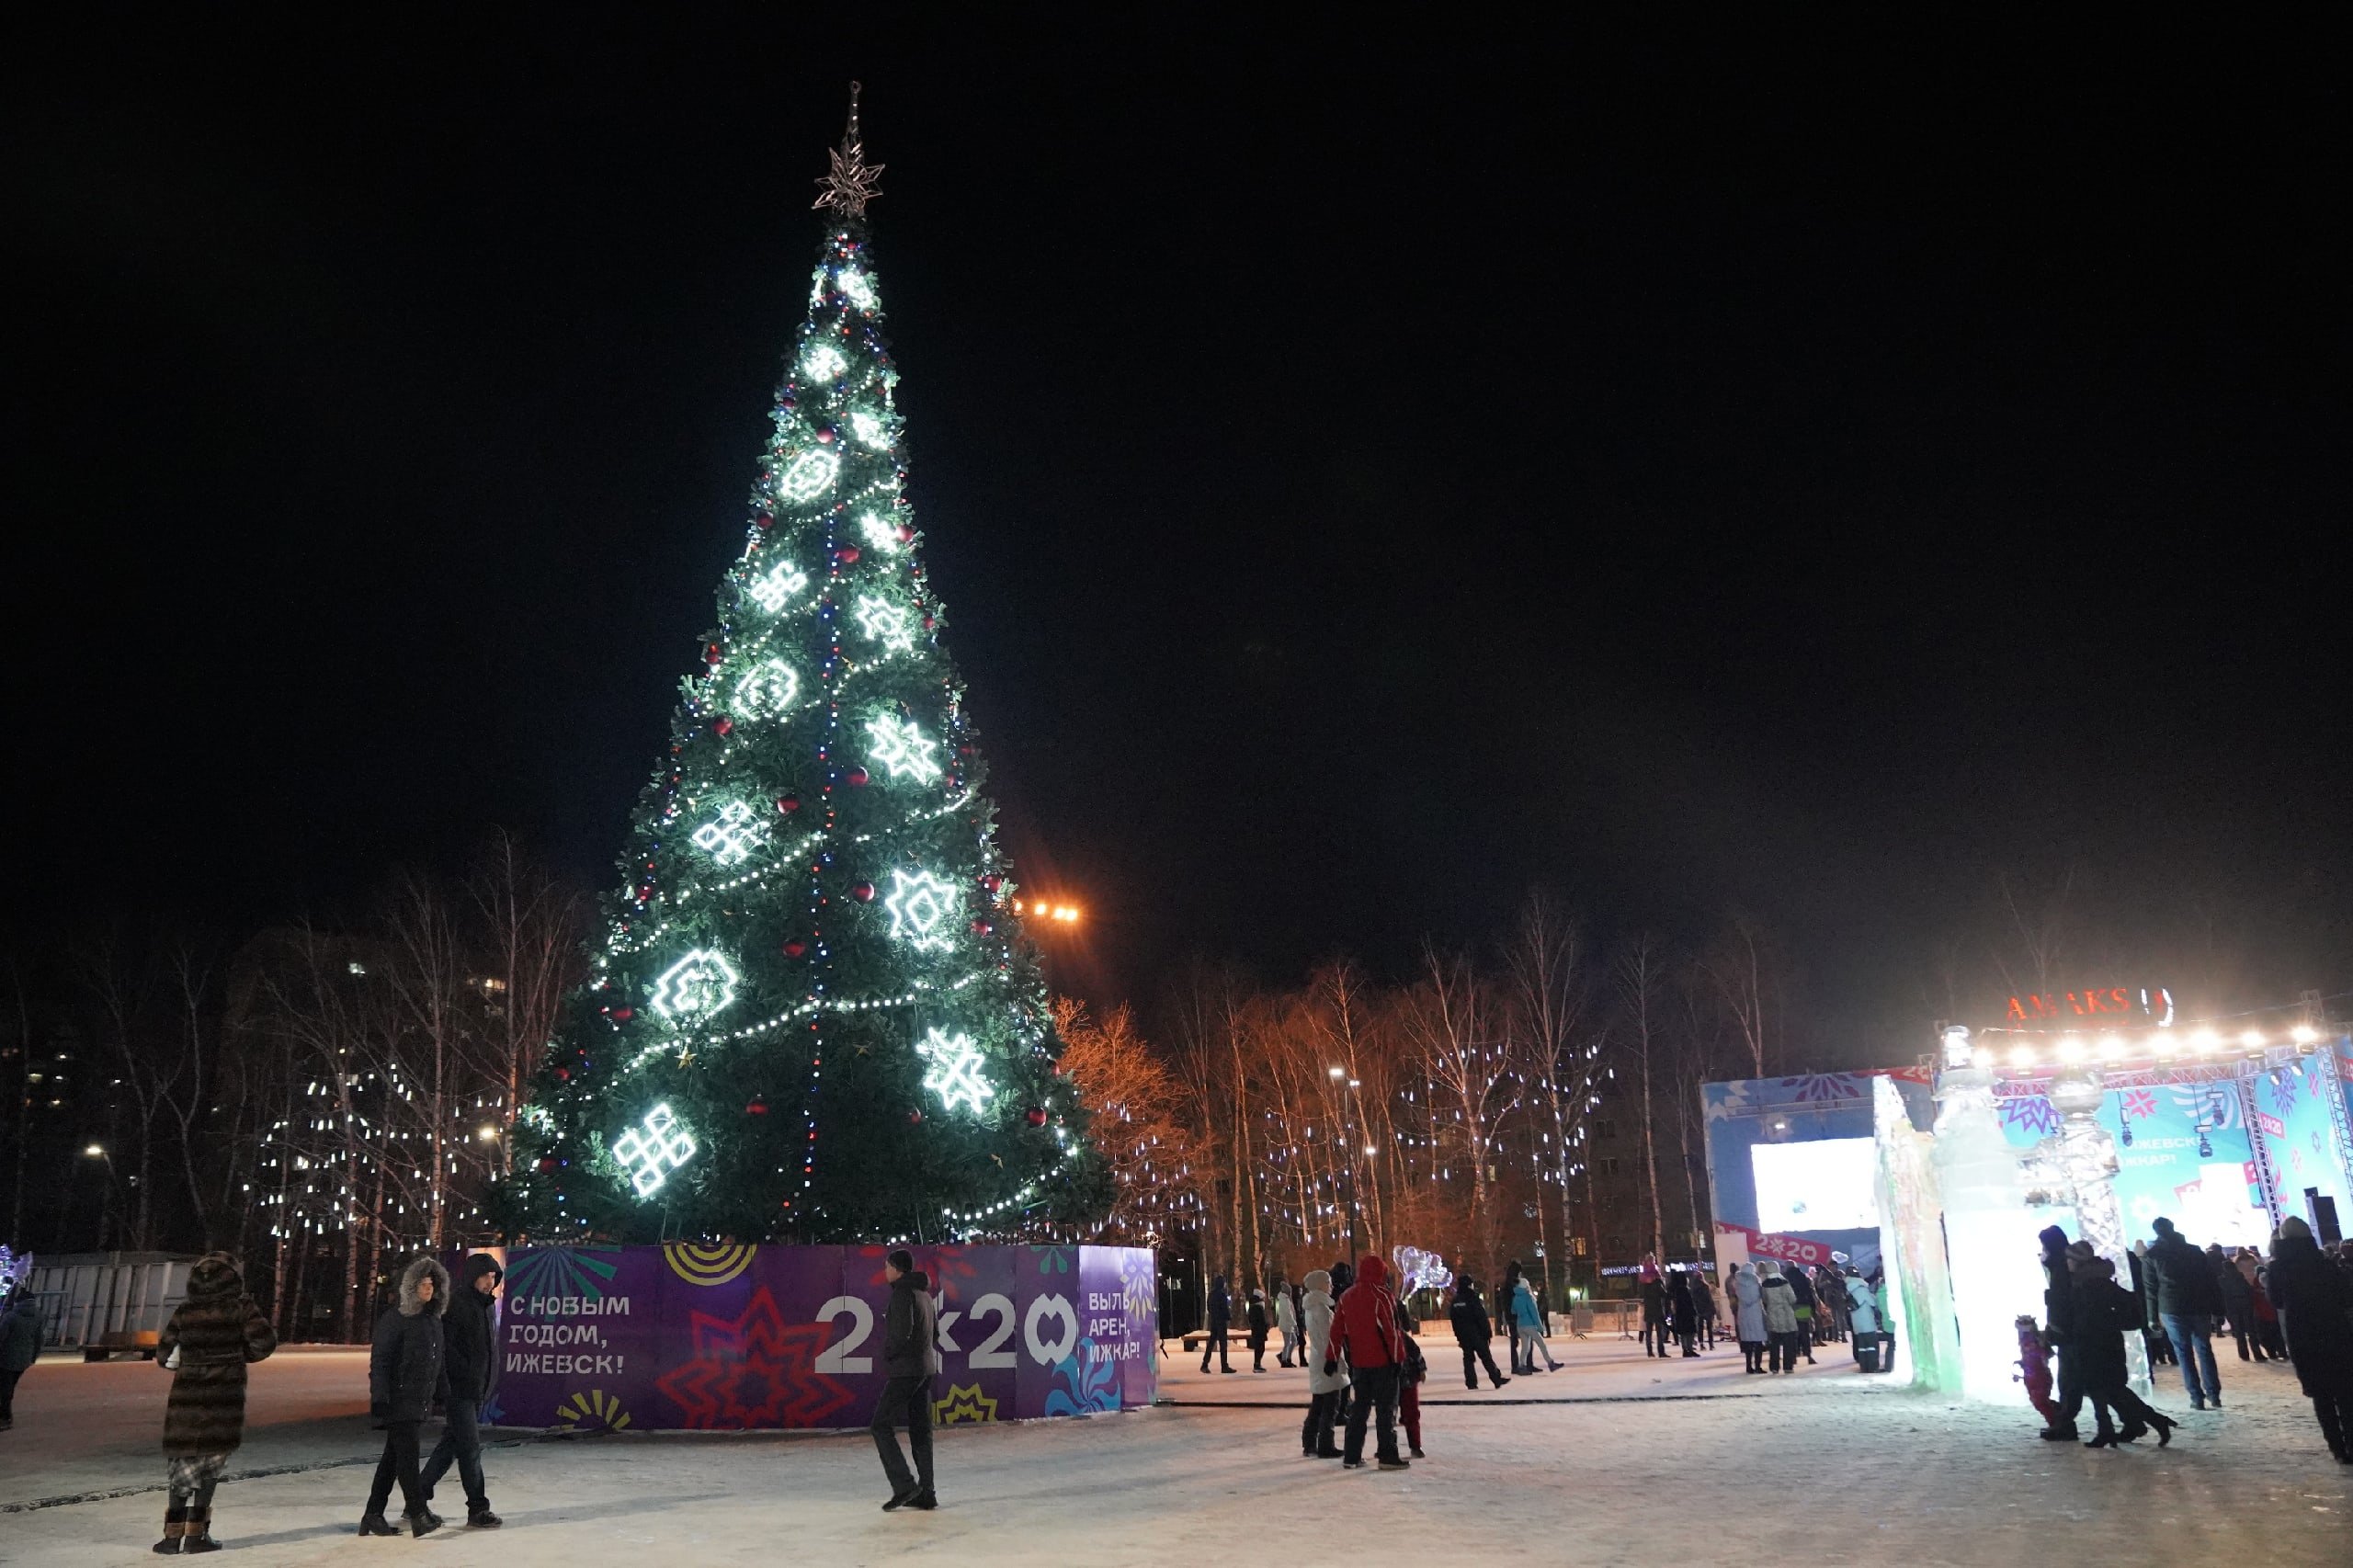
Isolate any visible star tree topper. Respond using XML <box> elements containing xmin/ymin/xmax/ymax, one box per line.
<box><xmin>813</xmin><ymin>82</ymin><xmax>885</xmax><ymax>218</ymax></box>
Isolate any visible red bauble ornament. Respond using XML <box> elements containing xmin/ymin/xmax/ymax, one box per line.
<box><xmin>907</xmin><ymin>1108</ymin><xmax>925</xmax><ymax>1124</ymax></box>
<box><xmin>704</xmin><ymin>643</ymin><xmax>723</xmax><ymax>665</ymax></box>
<box><xmin>923</xmin><ymin>616</ymin><xmax>937</xmax><ymax>631</ymax></box>
<box><xmin>896</xmin><ymin>522</ymin><xmax>915</xmax><ymax>544</ymax></box>
<box><xmin>745</xmin><ymin>1100</ymin><xmax>768</xmax><ymax>1116</ymax></box>
<box><xmin>851</xmin><ymin>881</ymin><xmax>876</xmax><ymax>903</ymax></box>
<box><xmin>847</xmin><ymin>767</ymin><xmax>870</xmax><ymax>787</ymax></box>
<box><xmin>815</xmin><ymin>426</ymin><xmax>835</xmax><ymax>443</ymax></box>
<box><xmin>552</xmin><ymin>1067</ymin><xmax>570</xmax><ymax>1082</ymax></box>
<box><xmin>776</xmin><ymin>795</ymin><xmax>800</xmax><ymax>813</ymax></box>
<box><xmin>610</xmin><ymin>1007</ymin><xmax>634</xmax><ymax>1023</ymax></box>
<box><xmin>712</xmin><ymin>717</ymin><xmax>733</xmax><ymax>736</ymax></box>
<box><xmin>754</xmin><ymin>511</ymin><xmax>774</xmax><ymax>530</ymax></box>
<box><xmin>536</xmin><ymin>1155</ymin><xmax>559</xmax><ymax>1174</ymax></box>
<box><xmin>970</xmin><ymin>918</ymin><xmax>993</xmax><ymax>936</ymax></box>
<box><xmin>782</xmin><ymin>938</ymin><xmax>807</xmax><ymax>958</ymax></box>
<box><xmin>1025</xmin><ymin>1107</ymin><xmax>1048</xmax><ymax>1127</ymax></box>
<box><xmin>983</xmin><ymin>873</ymin><xmax>1004</xmax><ymax>892</ymax></box>
<box><xmin>835</xmin><ymin>545</ymin><xmax>860</xmax><ymax>563</ymax></box>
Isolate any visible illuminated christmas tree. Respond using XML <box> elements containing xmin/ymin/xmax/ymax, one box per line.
<box><xmin>507</xmin><ymin>87</ymin><xmax>1107</xmax><ymax>1244</ymax></box>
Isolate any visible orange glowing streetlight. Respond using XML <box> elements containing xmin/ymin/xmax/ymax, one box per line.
<box><xmin>1013</xmin><ymin>897</ymin><xmax>1085</xmax><ymax>927</ymax></box>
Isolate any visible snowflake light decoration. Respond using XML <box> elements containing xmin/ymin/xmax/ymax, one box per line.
<box><xmin>734</xmin><ymin>657</ymin><xmax>801</xmax><ymax>716</ymax></box>
<box><xmin>882</xmin><ymin>869</ymin><xmax>958</xmax><ymax>952</ymax></box>
<box><xmin>866</xmin><ymin>715</ymin><xmax>941</xmax><ymax>783</ymax></box>
<box><xmin>858</xmin><ymin>511</ymin><xmax>901</xmax><ymax>554</ymax></box>
<box><xmin>613</xmin><ymin>1103</ymin><xmax>697</xmax><ymax>1198</ymax></box>
<box><xmin>650</xmin><ymin>949</ymin><xmax>740</xmax><ymax>1023</ymax></box>
<box><xmin>690</xmin><ymin>801</ymin><xmax>765</xmax><ymax>867</ymax></box>
<box><xmin>848</xmin><ymin>410</ymin><xmax>892</xmax><ymax>449</ymax></box>
<box><xmin>918</xmin><ymin>1028</ymin><xmax>995</xmax><ymax>1116</ymax></box>
<box><xmin>854</xmin><ymin>595</ymin><xmax>915</xmax><ymax>653</ymax></box>
<box><xmin>777</xmin><ymin>449</ymin><xmax>839</xmax><ymax>504</ymax></box>
<box><xmin>801</xmin><ymin>342</ymin><xmax>847</xmax><ymax>382</ymax></box>
<box><xmin>837</xmin><ymin>267</ymin><xmax>878</xmax><ymax>311</ymax></box>
<box><xmin>747</xmin><ymin>560</ymin><xmax>808</xmax><ymax>612</ymax></box>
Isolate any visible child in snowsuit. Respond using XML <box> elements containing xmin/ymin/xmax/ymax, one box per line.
<box><xmin>2015</xmin><ymin>1314</ymin><xmax>2059</xmax><ymax>1427</ymax></box>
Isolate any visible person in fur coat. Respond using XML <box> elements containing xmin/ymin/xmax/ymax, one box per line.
<box><xmin>1299</xmin><ymin>1269</ymin><xmax>1345</xmax><ymax>1457</ymax></box>
<box><xmin>359</xmin><ymin>1256</ymin><xmax>449</xmax><ymax>1539</ymax></box>
<box><xmin>152</xmin><ymin>1251</ymin><xmax>277</xmax><ymax>1554</ymax></box>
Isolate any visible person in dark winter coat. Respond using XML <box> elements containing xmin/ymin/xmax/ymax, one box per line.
<box><xmin>2268</xmin><ymin>1217</ymin><xmax>2353</xmax><ymax>1463</ymax></box>
<box><xmin>1324</xmin><ymin>1253</ymin><xmax>1408</xmax><ymax>1470</ymax></box>
<box><xmin>1325</xmin><ymin>1262</ymin><xmax>1356</xmax><ymax>1422</ymax></box>
<box><xmin>1447</xmin><ymin>1274</ymin><xmax>1509</xmax><ymax>1389</ymax></box>
<box><xmin>1245</xmin><ymin>1289</ymin><xmax>1271</xmax><ymax>1372</ymax></box>
<box><xmin>2211</xmin><ymin>1244</ymin><xmax>2268</xmax><ymax>1362</ymax></box>
<box><xmin>1393</xmin><ymin>1296</ymin><xmax>1428</xmax><ymax>1458</ymax></box>
<box><xmin>2063</xmin><ymin>1242</ymin><xmax>2177</xmax><ymax>1449</ymax></box>
<box><xmin>1667</xmin><ymin>1271</ymin><xmax>1701</xmax><ymax>1358</ymax></box>
<box><xmin>2038</xmin><ymin>1224</ymin><xmax>2086</xmax><ymax>1439</ymax></box>
<box><xmin>1785</xmin><ymin>1265</ymin><xmax>1819</xmax><ymax>1362</ymax></box>
<box><xmin>1499</xmin><ymin>1261</ymin><xmax>1528</xmax><ymax>1371</ymax></box>
<box><xmin>360</xmin><ymin>1256</ymin><xmax>449</xmax><ymax>1539</ymax></box>
<box><xmin>872</xmin><ymin>1249</ymin><xmax>941</xmax><ymax>1510</ymax></box>
<box><xmin>1200</xmin><ymin>1273</ymin><xmax>1234</xmax><ymax>1373</ymax></box>
<box><xmin>2144</xmin><ymin>1217</ymin><xmax>2223</xmax><ymax>1409</ymax></box>
<box><xmin>1639</xmin><ymin>1270</ymin><xmax>1669</xmax><ymax>1358</ymax></box>
<box><xmin>152</xmin><ymin>1251</ymin><xmax>276</xmax><ymax>1553</ymax></box>
<box><xmin>0</xmin><ymin>1281</ymin><xmax>41</xmax><ymax>1431</ymax></box>
<box><xmin>418</xmin><ymin>1253</ymin><xmax>503</xmax><ymax>1528</ymax></box>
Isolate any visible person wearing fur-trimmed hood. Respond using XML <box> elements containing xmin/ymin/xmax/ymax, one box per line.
<box><xmin>1300</xmin><ymin>1269</ymin><xmax>1344</xmax><ymax>1458</ymax></box>
<box><xmin>359</xmin><ymin>1256</ymin><xmax>449</xmax><ymax>1540</ymax></box>
<box><xmin>152</xmin><ymin>1250</ymin><xmax>276</xmax><ymax>1554</ymax></box>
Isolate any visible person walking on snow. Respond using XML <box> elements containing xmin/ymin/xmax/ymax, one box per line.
<box><xmin>1300</xmin><ymin>1269</ymin><xmax>1345</xmax><ymax>1458</ymax></box>
<box><xmin>151</xmin><ymin>1251</ymin><xmax>276</xmax><ymax>1554</ymax></box>
<box><xmin>1731</xmin><ymin>1262</ymin><xmax>1768</xmax><ymax>1373</ymax></box>
<box><xmin>1274</xmin><ymin>1276</ymin><xmax>1300</xmax><ymax>1368</ymax></box>
<box><xmin>1694</xmin><ymin>1268</ymin><xmax>1722</xmax><ymax>1348</ymax></box>
<box><xmin>2211</xmin><ymin>1244</ymin><xmax>2266</xmax><ymax>1363</ymax></box>
<box><xmin>2038</xmin><ymin>1224</ymin><xmax>2086</xmax><ymax>1439</ymax></box>
<box><xmin>2267</xmin><ymin>1216</ymin><xmax>2353</xmax><ymax>1464</ymax></box>
<box><xmin>871</xmin><ymin>1249</ymin><xmax>941</xmax><ymax>1511</ymax></box>
<box><xmin>1324</xmin><ymin>1253</ymin><xmax>1410</xmax><ymax>1471</ymax></box>
<box><xmin>1200</xmin><ymin>1273</ymin><xmax>1234</xmax><ymax>1373</ymax></box>
<box><xmin>1245</xmin><ymin>1288</ymin><xmax>1271</xmax><ymax>1372</ymax></box>
<box><xmin>2065</xmin><ymin>1242</ymin><xmax>2177</xmax><ymax>1449</ymax></box>
<box><xmin>1639</xmin><ymin>1268</ymin><xmax>1669</xmax><ymax>1358</ymax></box>
<box><xmin>2145</xmin><ymin>1216</ymin><xmax>2224</xmax><ymax>1409</ymax></box>
<box><xmin>1498</xmin><ymin>1261</ymin><xmax>1528</xmax><ymax>1372</ymax></box>
<box><xmin>417</xmin><ymin>1253</ymin><xmax>503</xmax><ymax>1528</ymax></box>
<box><xmin>360</xmin><ymin>1256</ymin><xmax>449</xmax><ymax>1539</ymax></box>
<box><xmin>1785</xmin><ymin>1265</ymin><xmax>1819</xmax><ymax>1362</ymax></box>
<box><xmin>1447</xmin><ymin>1273</ymin><xmax>1509</xmax><ymax>1390</ymax></box>
<box><xmin>1512</xmin><ymin>1271</ymin><xmax>1562</xmax><ymax>1370</ymax></box>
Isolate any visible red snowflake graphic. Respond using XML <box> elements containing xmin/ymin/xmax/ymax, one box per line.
<box><xmin>654</xmin><ymin>1286</ymin><xmax>854</xmax><ymax>1429</ymax></box>
<box><xmin>2121</xmin><ymin>1089</ymin><xmax>2156</xmax><ymax>1121</ymax></box>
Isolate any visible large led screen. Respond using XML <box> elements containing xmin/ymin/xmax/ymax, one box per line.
<box><xmin>1752</xmin><ymin>1137</ymin><xmax>1879</xmax><ymax>1234</ymax></box>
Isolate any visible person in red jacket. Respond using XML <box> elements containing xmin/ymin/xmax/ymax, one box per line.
<box><xmin>1324</xmin><ymin>1253</ymin><xmax>1409</xmax><ymax>1471</ymax></box>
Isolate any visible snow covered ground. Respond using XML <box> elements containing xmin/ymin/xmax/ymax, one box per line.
<box><xmin>3</xmin><ymin>1334</ymin><xmax>2345</xmax><ymax>1565</ymax></box>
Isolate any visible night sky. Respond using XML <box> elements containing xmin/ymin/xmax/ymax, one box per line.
<box><xmin>7</xmin><ymin>16</ymin><xmax>2347</xmax><ymax>1062</ymax></box>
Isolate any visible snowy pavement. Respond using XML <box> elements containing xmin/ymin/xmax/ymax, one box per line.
<box><xmin>3</xmin><ymin>1336</ymin><xmax>2346</xmax><ymax>1565</ymax></box>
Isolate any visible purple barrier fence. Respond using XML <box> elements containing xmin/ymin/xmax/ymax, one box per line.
<box><xmin>472</xmin><ymin>1243</ymin><xmax>1156</xmax><ymax>1432</ymax></box>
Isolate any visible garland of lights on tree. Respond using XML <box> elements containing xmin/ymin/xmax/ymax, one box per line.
<box><xmin>506</xmin><ymin>86</ymin><xmax>1107</xmax><ymax>1244</ymax></box>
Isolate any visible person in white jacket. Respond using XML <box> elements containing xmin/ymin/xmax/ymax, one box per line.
<box><xmin>1273</xmin><ymin>1276</ymin><xmax>1301</xmax><ymax>1368</ymax></box>
<box><xmin>1300</xmin><ymin>1270</ymin><xmax>1345</xmax><ymax>1457</ymax></box>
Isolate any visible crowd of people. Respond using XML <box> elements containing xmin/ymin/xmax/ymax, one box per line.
<box><xmin>2029</xmin><ymin>1213</ymin><xmax>2353</xmax><ymax>1460</ymax></box>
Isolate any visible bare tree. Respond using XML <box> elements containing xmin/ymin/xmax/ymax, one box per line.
<box><xmin>1500</xmin><ymin>891</ymin><xmax>1597</xmax><ymax>1302</ymax></box>
<box><xmin>1052</xmin><ymin>999</ymin><xmax>1198</xmax><ymax>1241</ymax></box>
<box><xmin>1701</xmin><ymin>913</ymin><xmax>1775</xmax><ymax>1079</ymax></box>
<box><xmin>1404</xmin><ymin>944</ymin><xmax>1515</xmax><ymax>1280</ymax></box>
<box><xmin>1612</xmin><ymin>934</ymin><xmax>1668</xmax><ymax>1265</ymax></box>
